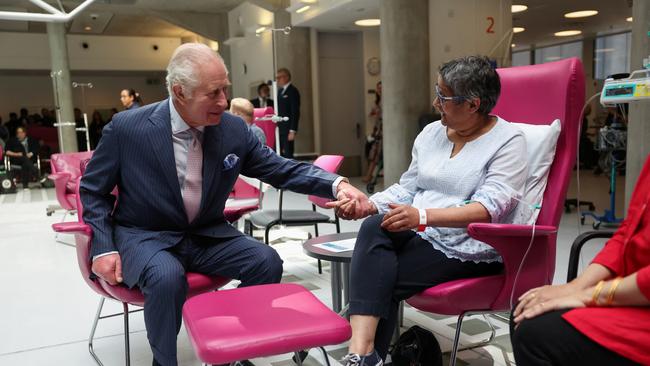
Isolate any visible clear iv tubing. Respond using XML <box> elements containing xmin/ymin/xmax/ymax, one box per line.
<box><xmin>509</xmin><ymin>92</ymin><xmax>603</xmax><ymax>309</ymax></box>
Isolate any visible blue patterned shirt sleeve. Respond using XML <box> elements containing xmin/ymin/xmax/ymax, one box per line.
<box><xmin>470</xmin><ymin>134</ymin><xmax>528</xmax><ymax>223</ymax></box>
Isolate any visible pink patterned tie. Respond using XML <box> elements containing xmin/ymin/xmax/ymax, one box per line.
<box><xmin>183</xmin><ymin>128</ymin><xmax>202</xmax><ymax>223</ymax></box>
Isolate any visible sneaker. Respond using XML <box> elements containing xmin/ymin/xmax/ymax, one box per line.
<box><xmin>341</xmin><ymin>350</ymin><xmax>383</xmax><ymax>366</ymax></box>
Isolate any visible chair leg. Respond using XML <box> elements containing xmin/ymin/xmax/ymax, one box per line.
<box><xmin>449</xmin><ymin>312</ymin><xmax>497</xmax><ymax>366</ymax></box>
<box><xmin>317</xmin><ymin>259</ymin><xmax>323</xmax><ymax>274</ymax></box>
<box><xmin>449</xmin><ymin>312</ymin><xmax>466</xmax><ymax>366</ymax></box>
<box><xmin>319</xmin><ymin>347</ymin><xmax>332</xmax><ymax>366</ymax></box>
<box><xmin>265</xmin><ymin>225</ymin><xmax>272</xmax><ymax>244</ymax></box>
<box><xmin>55</xmin><ymin>210</ymin><xmax>76</xmax><ymax>247</ymax></box>
<box><xmin>88</xmin><ymin>297</ymin><xmax>105</xmax><ymax>366</ymax></box>
<box><xmin>123</xmin><ymin>302</ymin><xmax>131</xmax><ymax>366</ymax></box>
<box><xmin>294</xmin><ymin>351</ymin><xmax>303</xmax><ymax>366</ymax></box>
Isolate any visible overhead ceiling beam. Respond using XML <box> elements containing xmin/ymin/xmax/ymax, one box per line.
<box><xmin>0</xmin><ymin>0</ymin><xmax>95</xmax><ymax>22</ymax></box>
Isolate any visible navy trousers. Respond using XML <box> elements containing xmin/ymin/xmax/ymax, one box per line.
<box><xmin>139</xmin><ymin>235</ymin><xmax>283</xmax><ymax>366</ymax></box>
<box><xmin>349</xmin><ymin>215</ymin><xmax>503</xmax><ymax>359</ymax></box>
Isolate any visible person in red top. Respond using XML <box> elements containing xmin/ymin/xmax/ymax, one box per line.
<box><xmin>511</xmin><ymin>154</ymin><xmax>650</xmax><ymax>365</ymax></box>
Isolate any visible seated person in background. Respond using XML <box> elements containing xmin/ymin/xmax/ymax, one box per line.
<box><xmin>329</xmin><ymin>56</ymin><xmax>528</xmax><ymax>366</ymax></box>
<box><xmin>250</xmin><ymin>82</ymin><xmax>273</xmax><ymax>108</ymax></box>
<box><xmin>511</xmin><ymin>154</ymin><xmax>650</xmax><ymax>366</ymax></box>
<box><xmin>230</xmin><ymin>97</ymin><xmax>267</xmax><ymax>146</ymax></box>
<box><xmin>5</xmin><ymin>126</ymin><xmax>45</xmax><ymax>189</ymax></box>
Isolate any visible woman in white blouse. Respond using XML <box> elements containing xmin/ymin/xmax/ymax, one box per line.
<box><xmin>335</xmin><ymin>56</ymin><xmax>528</xmax><ymax>366</ymax></box>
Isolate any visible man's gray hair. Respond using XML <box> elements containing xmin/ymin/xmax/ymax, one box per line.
<box><xmin>166</xmin><ymin>43</ymin><xmax>227</xmax><ymax>98</ymax></box>
<box><xmin>438</xmin><ymin>56</ymin><xmax>500</xmax><ymax>116</ymax></box>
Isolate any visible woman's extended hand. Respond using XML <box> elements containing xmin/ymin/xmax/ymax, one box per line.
<box><xmin>514</xmin><ymin>283</ymin><xmax>581</xmax><ymax>319</ymax></box>
<box><xmin>513</xmin><ymin>287</ymin><xmax>591</xmax><ymax>324</ymax></box>
<box><xmin>381</xmin><ymin>204</ymin><xmax>419</xmax><ymax>231</ymax></box>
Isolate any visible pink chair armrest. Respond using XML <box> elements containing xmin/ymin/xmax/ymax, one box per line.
<box><xmin>468</xmin><ymin>223</ymin><xmax>556</xmax><ymax>239</ymax></box>
<box><xmin>52</xmin><ymin>222</ymin><xmax>92</xmax><ymax>236</ymax></box>
<box><xmin>49</xmin><ymin>172</ymin><xmax>74</xmax><ymax>210</ymax></box>
<box><xmin>467</xmin><ymin>223</ymin><xmax>558</xmax><ymax>309</ymax></box>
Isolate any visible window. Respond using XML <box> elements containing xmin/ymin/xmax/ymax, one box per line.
<box><xmin>534</xmin><ymin>41</ymin><xmax>582</xmax><ymax>64</ymax></box>
<box><xmin>512</xmin><ymin>50</ymin><xmax>531</xmax><ymax>66</ymax></box>
<box><xmin>594</xmin><ymin>32</ymin><xmax>631</xmax><ymax>80</ymax></box>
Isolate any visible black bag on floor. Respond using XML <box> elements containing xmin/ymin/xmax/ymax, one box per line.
<box><xmin>390</xmin><ymin>325</ymin><xmax>443</xmax><ymax>366</ymax></box>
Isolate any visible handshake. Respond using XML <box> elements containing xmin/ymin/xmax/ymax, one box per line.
<box><xmin>326</xmin><ymin>180</ymin><xmax>377</xmax><ymax>220</ymax></box>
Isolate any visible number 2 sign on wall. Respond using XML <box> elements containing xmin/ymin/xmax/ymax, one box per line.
<box><xmin>486</xmin><ymin>16</ymin><xmax>495</xmax><ymax>33</ymax></box>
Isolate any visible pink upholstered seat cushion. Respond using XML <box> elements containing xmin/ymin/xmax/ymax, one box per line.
<box><xmin>182</xmin><ymin>283</ymin><xmax>352</xmax><ymax>365</ymax></box>
<box><xmin>97</xmin><ymin>273</ymin><xmax>230</xmax><ymax>307</ymax></box>
<box><xmin>406</xmin><ymin>275</ymin><xmax>505</xmax><ymax>315</ymax></box>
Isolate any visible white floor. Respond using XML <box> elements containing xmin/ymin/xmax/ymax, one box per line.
<box><xmin>0</xmin><ymin>172</ymin><xmax>625</xmax><ymax>366</ymax></box>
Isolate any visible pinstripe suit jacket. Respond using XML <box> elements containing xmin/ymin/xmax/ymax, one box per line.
<box><xmin>80</xmin><ymin>99</ymin><xmax>338</xmax><ymax>287</ymax></box>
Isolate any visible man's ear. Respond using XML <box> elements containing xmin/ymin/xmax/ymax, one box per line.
<box><xmin>172</xmin><ymin>84</ymin><xmax>186</xmax><ymax>104</ymax></box>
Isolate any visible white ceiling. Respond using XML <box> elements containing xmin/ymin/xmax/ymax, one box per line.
<box><xmin>0</xmin><ymin>0</ymin><xmax>635</xmax><ymax>48</ymax></box>
<box><xmin>289</xmin><ymin>0</ymin><xmax>633</xmax><ymax>48</ymax></box>
<box><xmin>511</xmin><ymin>0</ymin><xmax>633</xmax><ymax>49</ymax></box>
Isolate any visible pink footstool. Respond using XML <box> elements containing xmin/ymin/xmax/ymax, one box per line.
<box><xmin>183</xmin><ymin>283</ymin><xmax>352</xmax><ymax>365</ymax></box>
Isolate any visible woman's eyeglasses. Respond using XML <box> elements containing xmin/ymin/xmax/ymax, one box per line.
<box><xmin>434</xmin><ymin>85</ymin><xmax>468</xmax><ymax>104</ymax></box>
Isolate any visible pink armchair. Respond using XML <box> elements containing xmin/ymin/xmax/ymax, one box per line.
<box><xmin>253</xmin><ymin>107</ymin><xmax>277</xmax><ymax>152</ymax></box>
<box><xmin>406</xmin><ymin>58</ymin><xmax>585</xmax><ymax>365</ymax></box>
<box><xmin>47</xmin><ymin>151</ymin><xmax>94</xmax><ymax>218</ymax></box>
<box><xmin>52</xmin><ymin>178</ymin><xmax>230</xmax><ymax>366</ymax></box>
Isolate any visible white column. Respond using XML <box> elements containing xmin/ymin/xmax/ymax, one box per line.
<box><xmin>380</xmin><ymin>0</ymin><xmax>430</xmax><ymax>185</ymax></box>
<box><xmin>47</xmin><ymin>22</ymin><xmax>77</xmax><ymax>153</ymax></box>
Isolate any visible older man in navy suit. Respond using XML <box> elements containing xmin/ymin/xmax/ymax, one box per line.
<box><xmin>80</xmin><ymin>43</ymin><xmax>367</xmax><ymax>366</ymax></box>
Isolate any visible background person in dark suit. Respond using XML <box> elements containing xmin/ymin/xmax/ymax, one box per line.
<box><xmin>250</xmin><ymin>82</ymin><xmax>273</xmax><ymax>108</ymax></box>
<box><xmin>276</xmin><ymin>68</ymin><xmax>300</xmax><ymax>159</ymax></box>
<box><xmin>5</xmin><ymin>126</ymin><xmax>43</xmax><ymax>189</ymax></box>
<box><xmin>80</xmin><ymin>43</ymin><xmax>367</xmax><ymax>366</ymax></box>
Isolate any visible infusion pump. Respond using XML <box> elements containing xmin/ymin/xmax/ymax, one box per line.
<box><xmin>601</xmin><ymin>70</ymin><xmax>650</xmax><ymax>105</ymax></box>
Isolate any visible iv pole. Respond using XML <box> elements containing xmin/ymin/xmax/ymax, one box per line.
<box><xmin>256</xmin><ymin>26</ymin><xmax>291</xmax><ymax>155</ymax></box>
<box><xmin>72</xmin><ymin>82</ymin><xmax>93</xmax><ymax>151</ymax></box>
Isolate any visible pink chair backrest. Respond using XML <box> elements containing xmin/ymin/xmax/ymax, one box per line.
<box><xmin>231</xmin><ymin>177</ymin><xmax>260</xmax><ymax>199</ymax></box>
<box><xmin>493</xmin><ymin>57</ymin><xmax>584</xmax><ymax>228</ymax></box>
<box><xmin>253</xmin><ymin>107</ymin><xmax>276</xmax><ymax>151</ymax></box>
<box><xmin>492</xmin><ymin>58</ymin><xmax>584</xmax><ymax>281</ymax></box>
<box><xmin>50</xmin><ymin>151</ymin><xmax>94</xmax><ymax>180</ymax></box>
<box><xmin>308</xmin><ymin>155</ymin><xmax>345</xmax><ymax>208</ymax></box>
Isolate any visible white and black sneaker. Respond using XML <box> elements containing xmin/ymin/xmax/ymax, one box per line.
<box><xmin>341</xmin><ymin>350</ymin><xmax>383</xmax><ymax>366</ymax></box>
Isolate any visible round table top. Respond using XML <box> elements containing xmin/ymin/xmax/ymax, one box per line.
<box><xmin>302</xmin><ymin>232</ymin><xmax>357</xmax><ymax>263</ymax></box>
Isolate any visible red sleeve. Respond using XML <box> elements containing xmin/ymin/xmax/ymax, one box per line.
<box><xmin>592</xmin><ymin>220</ymin><xmax>630</xmax><ymax>275</ymax></box>
<box><xmin>592</xmin><ymin>154</ymin><xmax>650</xmax><ymax>275</ymax></box>
<box><xmin>637</xmin><ymin>265</ymin><xmax>650</xmax><ymax>301</ymax></box>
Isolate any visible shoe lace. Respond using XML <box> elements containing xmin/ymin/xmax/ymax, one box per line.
<box><xmin>341</xmin><ymin>353</ymin><xmax>362</xmax><ymax>366</ymax></box>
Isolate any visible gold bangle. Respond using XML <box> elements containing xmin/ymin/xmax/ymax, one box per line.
<box><xmin>605</xmin><ymin>277</ymin><xmax>624</xmax><ymax>306</ymax></box>
<box><xmin>592</xmin><ymin>280</ymin><xmax>605</xmax><ymax>305</ymax></box>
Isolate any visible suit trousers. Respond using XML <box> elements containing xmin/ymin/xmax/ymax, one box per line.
<box><xmin>510</xmin><ymin>309</ymin><xmax>639</xmax><ymax>366</ymax></box>
<box><xmin>348</xmin><ymin>215</ymin><xmax>503</xmax><ymax>359</ymax></box>
<box><xmin>140</xmin><ymin>234</ymin><xmax>283</xmax><ymax>366</ymax></box>
<box><xmin>279</xmin><ymin>129</ymin><xmax>294</xmax><ymax>159</ymax></box>
<box><xmin>11</xmin><ymin>155</ymin><xmax>39</xmax><ymax>188</ymax></box>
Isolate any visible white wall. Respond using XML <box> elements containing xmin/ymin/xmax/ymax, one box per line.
<box><xmin>0</xmin><ymin>72</ymin><xmax>168</xmax><ymax>121</ymax></box>
<box><xmin>0</xmin><ymin>32</ymin><xmax>181</xmax><ymax>71</ymax></box>
<box><xmin>227</xmin><ymin>1</ymin><xmax>275</xmax><ymax>100</ymax></box>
